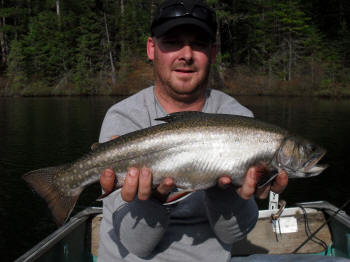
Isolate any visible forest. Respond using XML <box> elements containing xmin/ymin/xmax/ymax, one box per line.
<box><xmin>0</xmin><ymin>0</ymin><xmax>350</xmax><ymax>96</ymax></box>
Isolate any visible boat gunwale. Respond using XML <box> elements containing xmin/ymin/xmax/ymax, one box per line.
<box><xmin>14</xmin><ymin>207</ymin><xmax>102</xmax><ymax>262</ymax></box>
<box><xmin>15</xmin><ymin>201</ymin><xmax>350</xmax><ymax>261</ymax></box>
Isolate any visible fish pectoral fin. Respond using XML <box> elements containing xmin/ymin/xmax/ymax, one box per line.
<box><xmin>163</xmin><ymin>189</ymin><xmax>194</xmax><ymax>205</ymax></box>
<box><xmin>257</xmin><ymin>172</ymin><xmax>279</xmax><ymax>188</ymax></box>
<box><xmin>155</xmin><ymin>111</ymin><xmax>206</xmax><ymax>123</ymax></box>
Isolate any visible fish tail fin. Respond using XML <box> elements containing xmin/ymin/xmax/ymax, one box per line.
<box><xmin>23</xmin><ymin>165</ymin><xmax>82</xmax><ymax>226</ymax></box>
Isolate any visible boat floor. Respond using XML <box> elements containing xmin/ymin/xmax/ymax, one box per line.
<box><xmin>90</xmin><ymin>209</ymin><xmax>331</xmax><ymax>257</ymax></box>
<box><xmin>231</xmin><ymin>210</ymin><xmax>331</xmax><ymax>256</ymax></box>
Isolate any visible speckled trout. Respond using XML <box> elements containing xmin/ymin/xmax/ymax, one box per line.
<box><xmin>23</xmin><ymin>111</ymin><xmax>327</xmax><ymax>225</ymax></box>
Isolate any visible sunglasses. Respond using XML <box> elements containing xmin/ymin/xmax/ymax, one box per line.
<box><xmin>152</xmin><ymin>1</ymin><xmax>216</xmax><ymax>30</ymax></box>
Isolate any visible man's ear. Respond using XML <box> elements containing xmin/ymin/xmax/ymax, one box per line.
<box><xmin>147</xmin><ymin>37</ymin><xmax>155</xmax><ymax>61</ymax></box>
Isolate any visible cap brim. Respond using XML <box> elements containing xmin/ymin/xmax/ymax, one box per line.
<box><xmin>152</xmin><ymin>17</ymin><xmax>215</xmax><ymax>40</ymax></box>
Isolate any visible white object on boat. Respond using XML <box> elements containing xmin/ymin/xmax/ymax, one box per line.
<box><xmin>272</xmin><ymin>216</ymin><xmax>298</xmax><ymax>234</ymax></box>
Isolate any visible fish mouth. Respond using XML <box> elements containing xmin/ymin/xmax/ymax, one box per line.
<box><xmin>286</xmin><ymin>150</ymin><xmax>328</xmax><ymax>178</ymax></box>
<box><xmin>275</xmin><ymin>144</ymin><xmax>328</xmax><ymax>178</ymax></box>
<box><xmin>283</xmin><ymin>163</ymin><xmax>328</xmax><ymax>178</ymax></box>
<box><xmin>303</xmin><ymin>149</ymin><xmax>327</xmax><ymax>173</ymax></box>
<box><xmin>304</xmin><ymin>164</ymin><xmax>328</xmax><ymax>177</ymax></box>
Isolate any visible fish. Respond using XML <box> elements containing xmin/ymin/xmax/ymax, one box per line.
<box><xmin>23</xmin><ymin>111</ymin><xmax>327</xmax><ymax>226</ymax></box>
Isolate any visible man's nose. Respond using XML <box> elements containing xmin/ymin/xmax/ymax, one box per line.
<box><xmin>179</xmin><ymin>44</ymin><xmax>193</xmax><ymax>63</ymax></box>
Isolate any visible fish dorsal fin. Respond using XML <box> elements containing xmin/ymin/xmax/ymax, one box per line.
<box><xmin>155</xmin><ymin>111</ymin><xmax>206</xmax><ymax>123</ymax></box>
<box><xmin>91</xmin><ymin>136</ymin><xmax>119</xmax><ymax>151</ymax></box>
<box><xmin>91</xmin><ymin>142</ymin><xmax>102</xmax><ymax>151</ymax></box>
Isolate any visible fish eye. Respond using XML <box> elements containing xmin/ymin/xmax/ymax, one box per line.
<box><xmin>305</xmin><ymin>143</ymin><xmax>316</xmax><ymax>153</ymax></box>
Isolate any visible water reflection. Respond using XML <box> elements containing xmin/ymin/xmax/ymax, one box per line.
<box><xmin>1</xmin><ymin>96</ymin><xmax>350</xmax><ymax>261</ymax></box>
<box><xmin>237</xmin><ymin>96</ymin><xmax>350</xmax><ymax>208</ymax></box>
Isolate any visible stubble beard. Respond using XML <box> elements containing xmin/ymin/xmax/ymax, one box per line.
<box><xmin>154</xmin><ymin>63</ymin><xmax>211</xmax><ymax>104</ymax></box>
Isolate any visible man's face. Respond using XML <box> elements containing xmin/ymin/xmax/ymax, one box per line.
<box><xmin>147</xmin><ymin>26</ymin><xmax>216</xmax><ymax>102</ymax></box>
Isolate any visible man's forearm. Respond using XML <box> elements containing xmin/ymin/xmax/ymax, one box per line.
<box><xmin>205</xmin><ymin>187</ymin><xmax>258</xmax><ymax>244</ymax></box>
<box><xmin>113</xmin><ymin>198</ymin><xmax>171</xmax><ymax>257</ymax></box>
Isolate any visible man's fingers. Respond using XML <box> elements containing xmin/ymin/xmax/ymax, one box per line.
<box><xmin>121</xmin><ymin>168</ymin><xmax>140</xmax><ymax>202</ymax></box>
<box><xmin>156</xmin><ymin>177</ymin><xmax>175</xmax><ymax>196</ymax></box>
<box><xmin>256</xmin><ymin>184</ymin><xmax>271</xmax><ymax>199</ymax></box>
<box><xmin>217</xmin><ymin>176</ymin><xmax>232</xmax><ymax>189</ymax></box>
<box><xmin>236</xmin><ymin>167</ymin><xmax>258</xmax><ymax>200</ymax></box>
<box><xmin>271</xmin><ymin>171</ymin><xmax>288</xmax><ymax>194</ymax></box>
<box><xmin>138</xmin><ymin>167</ymin><xmax>152</xmax><ymax>200</ymax></box>
<box><xmin>256</xmin><ymin>171</ymin><xmax>288</xmax><ymax>199</ymax></box>
<box><xmin>100</xmin><ymin>168</ymin><xmax>116</xmax><ymax>194</ymax></box>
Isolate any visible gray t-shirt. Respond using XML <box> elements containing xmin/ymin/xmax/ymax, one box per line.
<box><xmin>98</xmin><ymin>86</ymin><xmax>258</xmax><ymax>262</ymax></box>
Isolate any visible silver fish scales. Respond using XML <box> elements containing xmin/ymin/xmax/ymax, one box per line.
<box><xmin>23</xmin><ymin>111</ymin><xmax>327</xmax><ymax>225</ymax></box>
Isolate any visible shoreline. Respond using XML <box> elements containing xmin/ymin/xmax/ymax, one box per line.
<box><xmin>1</xmin><ymin>91</ymin><xmax>350</xmax><ymax>99</ymax></box>
<box><xmin>2</xmin><ymin>62</ymin><xmax>350</xmax><ymax>98</ymax></box>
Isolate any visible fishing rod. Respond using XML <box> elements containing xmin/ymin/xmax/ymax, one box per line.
<box><xmin>292</xmin><ymin>199</ymin><xmax>350</xmax><ymax>254</ymax></box>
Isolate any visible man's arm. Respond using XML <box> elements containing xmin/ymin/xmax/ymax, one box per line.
<box><xmin>101</xmin><ymin>164</ymin><xmax>288</xmax><ymax>248</ymax></box>
<box><xmin>205</xmin><ymin>166</ymin><xmax>288</xmax><ymax>244</ymax></box>
<box><xmin>100</xmin><ymin>167</ymin><xmax>175</xmax><ymax>257</ymax></box>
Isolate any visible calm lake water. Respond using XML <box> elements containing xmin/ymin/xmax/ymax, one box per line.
<box><xmin>1</xmin><ymin>96</ymin><xmax>350</xmax><ymax>261</ymax></box>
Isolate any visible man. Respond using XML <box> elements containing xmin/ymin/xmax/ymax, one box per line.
<box><xmin>97</xmin><ymin>0</ymin><xmax>288</xmax><ymax>261</ymax></box>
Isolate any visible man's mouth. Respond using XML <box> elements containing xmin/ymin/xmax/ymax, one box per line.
<box><xmin>174</xmin><ymin>68</ymin><xmax>195</xmax><ymax>74</ymax></box>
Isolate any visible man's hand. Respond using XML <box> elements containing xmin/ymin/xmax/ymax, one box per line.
<box><xmin>101</xmin><ymin>136</ymin><xmax>286</xmax><ymax>202</ymax></box>
<box><xmin>217</xmin><ymin>164</ymin><xmax>288</xmax><ymax>200</ymax></box>
<box><xmin>100</xmin><ymin>135</ymin><xmax>174</xmax><ymax>202</ymax></box>
<box><xmin>100</xmin><ymin>167</ymin><xmax>175</xmax><ymax>202</ymax></box>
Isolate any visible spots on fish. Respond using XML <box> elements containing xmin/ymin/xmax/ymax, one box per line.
<box><xmin>22</xmin><ymin>112</ymin><xmax>327</xmax><ymax>229</ymax></box>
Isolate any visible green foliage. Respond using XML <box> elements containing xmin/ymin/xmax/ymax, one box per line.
<box><xmin>0</xmin><ymin>0</ymin><xmax>349</xmax><ymax>96</ymax></box>
<box><xmin>72</xmin><ymin>1</ymin><xmax>104</xmax><ymax>94</ymax></box>
<box><xmin>120</xmin><ymin>0</ymin><xmax>150</xmax><ymax>59</ymax></box>
<box><xmin>23</xmin><ymin>11</ymin><xmax>66</xmax><ymax>81</ymax></box>
<box><xmin>7</xmin><ymin>40</ymin><xmax>27</xmax><ymax>94</ymax></box>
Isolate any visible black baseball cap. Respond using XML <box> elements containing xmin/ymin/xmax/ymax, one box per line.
<box><xmin>151</xmin><ymin>0</ymin><xmax>217</xmax><ymax>40</ymax></box>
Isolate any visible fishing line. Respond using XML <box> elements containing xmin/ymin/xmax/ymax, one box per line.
<box><xmin>292</xmin><ymin>199</ymin><xmax>350</xmax><ymax>254</ymax></box>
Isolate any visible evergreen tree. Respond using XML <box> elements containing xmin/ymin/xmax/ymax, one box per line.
<box><xmin>0</xmin><ymin>0</ymin><xmax>349</xmax><ymax>95</ymax></box>
<box><xmin>7</xmin><ymin>39</ymin><xmax>26</xmax><ymax>93</ymax></box>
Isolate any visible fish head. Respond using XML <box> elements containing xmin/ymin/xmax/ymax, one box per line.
<box><xmin>274</xmin><ymin>136</ymin><xmax>328</xmax><ymax>178</ymax></box>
